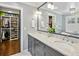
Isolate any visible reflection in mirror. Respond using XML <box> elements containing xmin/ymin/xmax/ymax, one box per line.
<box><xmin>48</xmin><ymin>16</ymin><xmax>56</xmax><ymax>33</ymax></box>
<box><xmin>49</xmin><ymin>16</ymin><xmax>52</xmax><ymax>28</ymax></box>
<box><xmin>36</xmin><ymin>2</ymin><xmax>79</xmax><ymax>38</ymax></box>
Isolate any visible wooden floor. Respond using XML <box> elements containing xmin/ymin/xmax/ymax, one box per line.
<box><xmin>0</xmin><ymin>40</ymin><xmax>20</xmax><ymax>56</ymax></box>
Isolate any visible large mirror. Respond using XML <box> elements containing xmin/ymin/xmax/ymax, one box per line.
<box><xmin>36</xmin><ymin>2</ymin><xmax>79</xmax><ymax>38</ymax></box>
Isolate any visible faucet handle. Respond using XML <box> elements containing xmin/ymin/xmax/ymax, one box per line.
<box><xmin>63</xmin><ymin>36</ymin><xmax>67</xmax><ymax>40</ymax></box>
<box><xmin>66</xmin><ymin>39</ymin><xmax>69</xmax><ymax>42</ymax></box>
<box><xmin>71</xmin><ymin>41</ymin><xmax>74</xmax><ymax>44</ymax></box>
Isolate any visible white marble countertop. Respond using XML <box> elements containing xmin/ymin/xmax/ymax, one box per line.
<box><xmin>28</xmin><ymin>31</ymin><xmax>79</xmax><ymax>56</ymax></box>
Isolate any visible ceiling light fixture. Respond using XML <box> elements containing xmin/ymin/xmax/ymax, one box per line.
<box><xmin>47</xmin><ymin>2</ymin><xmax>56</xmax><ymax>10</ymax></box>
<box><xmin>51</xmin><ymin>4</ymin><xmax>54</xmax><ymax>10</ymax></box>
<box><xmin>47</xmin><ymin>3</ymin><xmax>51</xmax><ymax>8</ymax></box>
<box><xmin>69</xmin><ymin>3</ymin><xmax>76</xmax><ymax>14</ymax></box>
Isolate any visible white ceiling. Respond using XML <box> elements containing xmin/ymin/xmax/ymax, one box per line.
<box><xmin>22</xmin><ymin>2</ymin><xmax>79</xmax><ymax>15</ymax></box>
<box><xmin>0</xmin><ymin>6</ymin><xmax>20</xmax><ymax>14</ymax></box>
<box><xmin>22</xmin><ymin>2</ymin><xmax>44</xmax><ymax>7</ymax></box>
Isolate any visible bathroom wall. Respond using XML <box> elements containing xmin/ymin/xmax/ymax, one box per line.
<box><xmin>0</xmin><ymin>2</ymin><xmax>36</xmax><ymax>50</ymax></box>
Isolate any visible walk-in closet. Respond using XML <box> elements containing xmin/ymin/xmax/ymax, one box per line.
<box><xmin>0</xmin><ymin>6</ymin><xmax>21</xmax><ymax>56</ymax></box>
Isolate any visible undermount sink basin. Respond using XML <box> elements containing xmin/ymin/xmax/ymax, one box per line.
<box><xmin>53</xmin><ymin>41</ymin><xmax>76</xmax><ymax>54</ymax></box>
<box><xmin>48</xmin><ymin>37</ymin><xmax>62</xmax><ymax>43</ymax></box>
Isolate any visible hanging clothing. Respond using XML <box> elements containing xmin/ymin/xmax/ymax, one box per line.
<box><xmin>5</xmin><ymin>30</ymin><xmax>10</xmax><ymax>39</ymax></box>
<box><xmin>2</xmin><ymin>31</ymin><xmax>5</xmax><ymax>39</ymax></box>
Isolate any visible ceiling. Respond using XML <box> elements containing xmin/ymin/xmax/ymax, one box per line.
<box><xmin>0</xmin><ymin>6</ymin><xmax>20</xmax><ymax>14</ymax></box>
<box><xmin>22</xmin><ymin>2</ymin><xmax>79</xmax><ymax>15</ymax></box>
<box><xmin>22</xmin><ymin>2</ymin><xmax>44</xmax><ymax>7</ymax></box>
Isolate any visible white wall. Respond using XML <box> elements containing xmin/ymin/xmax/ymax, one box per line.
<box><xmin>0</xmin><ymin>2</ymin><xmax>36</xmax><ymax>50</ymax></box>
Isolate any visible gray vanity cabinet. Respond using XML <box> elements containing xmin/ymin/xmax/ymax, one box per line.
<box><xmin>28</xmin><ymin>35</ymin><xmax>64</xmax><ymax>56</ymax></box>
<box><xmin>44</xmin><ymin>45</ymin><xmax>64</xmax><ymax>56</ymax></box>
<box><xmin>28</xmin><ymin>35</ymin><xmax>45</xmax><ymax>56</ymax></box>
<box><xmin>28</xmin><ymin>35</ymin><xmax>35</xmax><ymax>55</ymax></box>
<box><xmin>34</xmin><ymin>39</ymin><xmax>45</xmax><ymax>56</ymax></box>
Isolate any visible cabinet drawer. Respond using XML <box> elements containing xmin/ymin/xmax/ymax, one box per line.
<box><xmin>34</xmin><ymin>39</ymin><xmax>44</xmax><ymax>47</ymax></box>
<box><xmin>35</xmin><ymin>46</ymin><xmax>44</xmax><ymax>56</ymax></box>
<box><xmin>28</xmin><ymin>35</ymin><xmax>35</xmax><ymax>56</ymax></box>
<box><xmin>34</xmin><ymin>39</ymin><xmax>45</xmax><ymax>56</ymax></box>
<box><xmin>45</xmin><ymin>45</ymin><xmax>64</xmax><ymax>56</ymax></box>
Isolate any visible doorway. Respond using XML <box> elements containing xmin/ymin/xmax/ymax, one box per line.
<box><xmin>0</xmin><ymin>6</ymin><xmax>21</xmax><ymax>56</ymax></box>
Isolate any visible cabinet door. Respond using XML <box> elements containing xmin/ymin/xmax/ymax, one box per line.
<box><xmin>34</xmin><ymin>39</ymin><xmax>45</xmax><ymax>56</ymax></box>
<box><xmin>45</xmin><ymin>45</ymin><xmax>64</xmax><ymax>56</ymax></box>
<box><xmin>28</xmin><ymin>35</ymin><xmax>35</xmax><ymax>56</ymax></box>
<box><xmin>28</xmin><ymin>35</ymin><xmax>32</xmax><ymax>52</ymax></box>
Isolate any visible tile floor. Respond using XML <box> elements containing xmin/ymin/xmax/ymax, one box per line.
<box><xmin>11</xmin><ymin>50</ymin><xmax>32</xmax><ymax>56</ymax></box>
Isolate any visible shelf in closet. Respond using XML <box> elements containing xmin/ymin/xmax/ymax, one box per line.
<box><xmin>0</xmin><ymin>12</ymin><xmax>19</xmax><ymax>40</ymax></box>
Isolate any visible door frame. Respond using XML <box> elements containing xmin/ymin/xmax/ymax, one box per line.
<box><xmin>0</xmin><ymin>3</ymin><xmax>24</xmax><ymax>52</ymax></box>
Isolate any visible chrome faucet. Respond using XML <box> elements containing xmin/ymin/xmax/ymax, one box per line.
<box><xmin>63</xmin><ymin>35</ymin><xmax>74</xmax><ymax>44</ymax></box>
<box><xmin>63</xmin><ymin>35</ymin><xmax>69</xmax><ymax>42</ymax></box>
